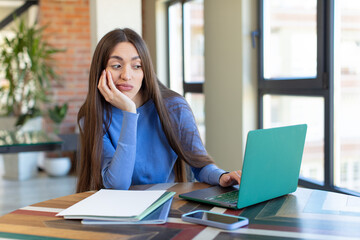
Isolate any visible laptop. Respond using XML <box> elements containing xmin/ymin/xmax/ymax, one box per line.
<box><xmin>179</xmin><ymin>124</ymin><xmax>307</xmax><ymax>209</ymax></box>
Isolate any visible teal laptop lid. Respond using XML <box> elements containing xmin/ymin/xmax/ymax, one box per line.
<box><xmin>236</xmin><ymin>124</ymin><xmax>307</xmax><ymax>209</ymax></box>
<box><xmin>179</xmin><ymin>124</ymin><xmax>307</xmax><ymax>209</ymax></box>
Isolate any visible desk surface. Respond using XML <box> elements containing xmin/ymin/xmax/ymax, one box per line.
<box><xmin>0</xmin><ymin>130</ymin><xmax>62</xmax><ymax>154</ymax></box>
<box><xmin>0</xmin><ymin>182</ymin><xmax>360</xmax><ymax>240</ymax></box>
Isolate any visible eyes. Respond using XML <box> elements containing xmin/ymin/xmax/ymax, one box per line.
<box><xmin>110</xmin><ymin>63</ymin><xmax>142</xmax><ymax>70</ymax></box>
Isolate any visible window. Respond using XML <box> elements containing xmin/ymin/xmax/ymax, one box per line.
<box><xmin>259</xmin><ymin>0</ymin><xmax>360</xmax><ymax>195</ymax></box>
<box><xmin>263</xmin><ymin>0</ymin><xmax>318</xmax><ymax>79</ymax></box>
<box><xmin>167</xmin><ymin>0</ymin><xmax>205</xmax><ymax>142</ymax></box>
<box><xmin>263</xmin><ymin>95</ymin><xmax>325</xmax><ymax>182</ymax></box>
<box><xmin>333</xmin><ymin>0</ymin><xmax>360</xmax><ymax>193</ymax></box>
<box><xmin>0</xmin><ymin>1</ymin><xmax>39</xmax><ymax>115</ymax></box>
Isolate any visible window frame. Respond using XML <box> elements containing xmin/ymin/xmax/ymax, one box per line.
<box><xmin>166</xmin><ymin>0</ymin><xmax>203</xmax><ymax>95</ymax></box>
<box><xmin>258</xmin><ymin>0</ymin><xmax>359</xmax><ymax>196</ymax></box>
<box><xmin>0</xmin><ymin>0</ymin><xmax>38</xmax><ymax>29</ymax></box>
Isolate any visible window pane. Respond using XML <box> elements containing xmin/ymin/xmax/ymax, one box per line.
<box><xmin>184</xmin><ymin>0</ymin><xmax>204</xmax><ymax>83</ymax></box>
<box><xmin>185</xmin><ymin>93</ymin><xmax>205</xmax><ymax>143</ymax></box>
<box><xmin>263</xmin><ymin>0</ymin><xmax>317</xmax><ymax>79</ymax></box>
<box><xmin>169</xmin><ymin>3</ymin><xmax>183</xmax><ymax>95</ymax></box>
<box><xmin>334</xmin><ymin>0</ymin><xmax>360</xmax><ymax>192</ymax></box>
<box><xmin>263</xmin><ymin>95</ymin><xmax>324</xmax><ymax>182</ymax></box>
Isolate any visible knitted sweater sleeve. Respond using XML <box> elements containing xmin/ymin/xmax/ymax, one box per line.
<box><xmin>166</xmin><ymin>96</ymin><xmax>226</xmax><ymax>185</ymax></box>
<box><xmin>101</xmin><ymin>111</ymin><xmax>139</xmax><ymax>190</ymax></box>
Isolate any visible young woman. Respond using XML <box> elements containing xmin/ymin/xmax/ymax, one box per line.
<box><xmin>76</xmin><ymin>28</ymin><xmax>241</xmax><ymax>192</ymax></box>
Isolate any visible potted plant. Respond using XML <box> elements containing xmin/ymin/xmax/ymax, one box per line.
<box><xmin>48</xmin><ymin>102</ymin><xmax>68</xmax><ymax>135</ymax></box>
<box><xmin>44</xmin><ymin>102</ymin><xmax>71</xmax><ymax>177</ymax></box>
<box><xmin>0</xmin><ymin>16</ymin><xmax>64</xmax><ymax>180</ymax></box>
<box><xmin>0</xmin><ymin>16</ymin><xmax>63</xmax><ymax>128</ymax></box>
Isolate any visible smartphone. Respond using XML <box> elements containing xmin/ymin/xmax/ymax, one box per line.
<box><xmin>181</xmin><ymin>210</ymin><xmax>249</xmax><ymax>230</ymax></box>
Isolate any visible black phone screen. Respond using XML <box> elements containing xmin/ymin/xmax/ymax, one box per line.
<box><xmin>186</xmin><ymin>211</ymin><xmax>243</xmax><ymax>224</ymax></box>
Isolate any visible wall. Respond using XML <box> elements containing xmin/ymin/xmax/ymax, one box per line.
<box><xmin>143</xmin><ymin>0</ymin><xmax>258</xmax><ymax>171</ymax></box>
<box><xmin>204</xmin><ymin>0</ymin><xmax>258</xmax><ymax>171</ymax></box>
<box><xmin>142</xmin><ymin>0</ymin><xmax>167</xmax><ymax>85</ymax></box>
<box><xmin>90</xmin><ymin>0</ymin><xmax>142</xmax><ymax>52</ymax></box>
<box><xmin>39</xmin><ymin>0</ymin><xmax>91</xmax><ymax>133</ymax></box>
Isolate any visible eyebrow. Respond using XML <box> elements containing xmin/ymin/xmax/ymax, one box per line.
<box><xmin>109</xmin><ymin>56</ymin><xmax>141</xmax><ymax>61</ymax></box>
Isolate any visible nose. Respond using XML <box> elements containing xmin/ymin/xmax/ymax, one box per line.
<box><xmin>120</xmin><ymin>66</ymin><xmax>131</xmax><ymax>81</ymax></box>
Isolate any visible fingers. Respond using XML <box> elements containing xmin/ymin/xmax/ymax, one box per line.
<box><xmin>106</xmin><ymin>70</ymin><xmax>116</xmax><ymax>90</ymax></box>
<box><xmin>222</xmin><ymin>175</ymin><xmax>231</xmax><ymax>183</ymax></box>
<box><xmin>98</xmin><ymin>70</ymin><xmax>109</xmax><ymax>97</ymax></box>
<box><xmin>234</xmin><ymin>170</ymin><xmax>242</xmax><ymax>184</ymax></box>
<box><xmin>98</xmin><ymin>70</ymin><xmax>117</xmax><ymax>102</ymax></box>
<box><xmin>219</xmin><ymin>170</ymin><xmax>242</xmax><ymax>187</ymax></box>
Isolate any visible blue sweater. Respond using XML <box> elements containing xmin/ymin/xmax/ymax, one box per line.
<box><xmin>101</xmin><ymin>96</ymin><xmax>225</xmax><ymax>189</ymax></box>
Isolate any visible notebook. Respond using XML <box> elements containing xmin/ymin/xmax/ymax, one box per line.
<box><xmin>57</xmin><ymin>189</ymin><xmax>175</xmax><ymax>222</ymax></box>
<box><xmin>81</xmin><ymin>196</ymin><xmax>173</xmax><ymax>225</ymax></box>
<box><xmin>179</xmin><ymin>124</ymin><xmax>307</xmax><ymax>209</ymax></box>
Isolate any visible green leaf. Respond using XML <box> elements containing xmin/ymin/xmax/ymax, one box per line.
<box><xmin>0</xmin><ymin>15</ymin><xmax>66</xmax><ymax>125</ymax></box>
<box><xmin>48</xmin><ymin>103</ymin><xmax>68</xmax><ymax>124</ymax></box>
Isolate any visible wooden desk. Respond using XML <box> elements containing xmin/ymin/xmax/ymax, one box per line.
<box><xmin>0</xmin><ymin>183</ymin><xmax>360</xmax><ymax>239</ymax></box>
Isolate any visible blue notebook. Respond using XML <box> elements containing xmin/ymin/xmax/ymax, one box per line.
<box><xmin>81</xmin><ymin>196</ymin><xmax>173</xmax><ymax>225</ymax></box>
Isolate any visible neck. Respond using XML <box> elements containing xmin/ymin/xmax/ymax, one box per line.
<box><xmin>133</xmin><ymin>90</ymin><xmax>148</xmax><ymax>108</ymax></box>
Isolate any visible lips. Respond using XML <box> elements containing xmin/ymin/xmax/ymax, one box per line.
<box><xmin>116</xmin><ymin>83</ymin><xmax>133</xmax><ymax>91</ymax></box>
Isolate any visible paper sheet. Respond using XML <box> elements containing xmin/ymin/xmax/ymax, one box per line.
<box><xmin>56</xmin><ymin>189</ymin><xmax>166</xmax><ymax>218</ymax></box>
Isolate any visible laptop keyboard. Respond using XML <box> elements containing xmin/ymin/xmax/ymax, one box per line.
<box><xmin>205</xmin><ymin>190</ymin><xmax>239</xmax><ymax>204</ymax></box>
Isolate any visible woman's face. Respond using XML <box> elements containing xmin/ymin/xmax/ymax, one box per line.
<box><xmin>106</xmin><ymin>42</ymin><xmax>144</xmax><ymax>107</ymax></box>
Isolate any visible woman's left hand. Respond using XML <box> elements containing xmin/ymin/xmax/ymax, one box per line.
<box><xmin>219</xmin><ymin>170</ymin><xmax>242</xmax><ymax>187</ymax></box>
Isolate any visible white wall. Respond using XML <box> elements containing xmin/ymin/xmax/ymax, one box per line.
<box><xmin>90</xmin><ymin>0</ymin><xmax>142</xmax><ymax>51</ymax></box>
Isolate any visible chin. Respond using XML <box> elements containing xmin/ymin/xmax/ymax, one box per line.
<box><xmin>125</xmin><ymin>93</ymin><xmax>135</xmax><ymax>100</ymax></box>
<box><xmin>119</xmin><ymin>91</ymin><xmax>132</xmax><ymax>98</ymax></box>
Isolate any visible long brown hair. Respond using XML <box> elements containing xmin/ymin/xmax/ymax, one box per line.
<box><xmin>76</xmin><ymin>28</ymin><xmax>214</xmax><ymax>192</ymax></box>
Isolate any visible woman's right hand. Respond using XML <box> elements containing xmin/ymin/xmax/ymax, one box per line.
<box><xmin>97</xmin><ymin>70</ymin><xmax>137</xmax><ymax>113</ymax></box>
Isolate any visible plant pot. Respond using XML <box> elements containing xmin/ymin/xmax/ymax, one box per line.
<box><xmin>2</xmin><ymin>152</ymin><xmax>40</xmax><ymax>180</ymax></box>
<box><xmin>18</xmin><ymin>116</ymin><xmax>43</xmax><ymax>132</ymax></box>
<box><xmin>44</xmin><ymin>157</ymin><xmax>71</xmax><ymax>177</ymax></box>
<box><xmin>0</xmin><ymin>116</ymin><xmax>42</xmax><ymax>131</ymax></box>
<box><xmin>0</xmin><ymin>116</ymin><xmax>44</xmax><ymax>180</ymax></box>
<box><xmin>0</xmin><ymin>116</ymin><xmax>17</xmax><ymax>130</ymax></box>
